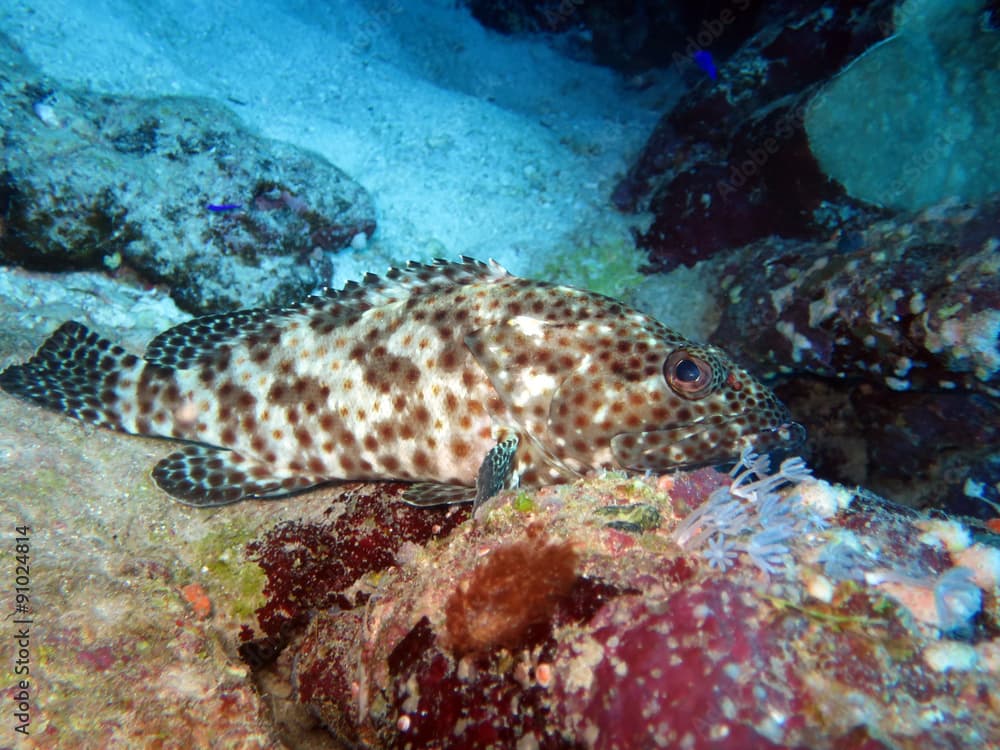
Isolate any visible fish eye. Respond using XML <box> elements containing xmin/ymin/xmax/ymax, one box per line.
<box><xmin>674</xmin><ymin>359</ymin><xmax>701</xmax><ymax>382</ymax></box>
<box><xmin>664</xmin><ymin>351</ymin><xmax>713</xmax><ymax>399</ymax></box>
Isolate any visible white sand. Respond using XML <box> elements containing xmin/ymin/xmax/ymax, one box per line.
<box><xmin>1</xmin><ymin>0</ymin><xmax>679</xmax><ymax>291</ymax></box>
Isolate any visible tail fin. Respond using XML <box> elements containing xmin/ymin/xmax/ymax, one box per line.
<box><xmin>0</xmin><ymin>321</ymin><xmax>147</xmax><ymax>432</ymax></box>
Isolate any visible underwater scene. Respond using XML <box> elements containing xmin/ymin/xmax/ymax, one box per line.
<box><xmin>0</xmin><ymin>0</ymin><xmax>998</xmax><ymax>747</ymax></box>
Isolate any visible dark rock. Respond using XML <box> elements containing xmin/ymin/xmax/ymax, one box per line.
<box><xmin>776</xmin><ymin>377</ymin><xmax>1000</xmax><ymax>517</ymax></box>
<box><xmin>617</xmin><ymin>0</ymin><xmax>896</xmax><ymax>271</ymax></box>
<box><xmin>703</xmin><ymin>197</ymin><xmax>1000</xmax><ymax>511</ymax></box>
<box><xmin>0</xmin><ymin>33</ymin><xmax>376</xmax><ymax>314</ymax></box>
<box><xmin>464</xmin><ymin>0</ymin><xmax>767</xmax><ymax>72</ymax></box>
<box><xmin>713</xmin><ymin>199</ymin><xmax>1000</xmax><ymax>396</ymax></box>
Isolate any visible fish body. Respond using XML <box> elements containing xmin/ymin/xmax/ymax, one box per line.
<box><xmin>0</xmin><ymin>258</ymin><xmax>803</xmax><ymax>507</ymax></box>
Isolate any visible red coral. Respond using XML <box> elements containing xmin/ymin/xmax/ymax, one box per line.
<box><xmin>553</xmin><ymin>579</ymin><xmax>808</xmax><ymax>749</ymax></box>
<box><xmin>246</xmin><ymin>484</ymin><xmax>467</xmax><ymax>639</ymax></box>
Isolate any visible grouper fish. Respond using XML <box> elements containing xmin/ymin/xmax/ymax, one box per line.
<box><xmin>0</xmin><ymin>257</ymin><xmax>804</xmax><ymax>507</ymax></box>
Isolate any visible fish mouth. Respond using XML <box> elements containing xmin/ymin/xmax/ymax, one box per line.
<box><xmin>609</xmin><ymin>419</ymin><xmax>807</xmax><ymax>473</ymax></box>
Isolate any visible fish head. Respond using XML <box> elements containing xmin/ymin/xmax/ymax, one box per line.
<box><xmin>467</xmin><ymin>303</ymin><xmax>803</xmax><ymax>480</ymax></box>
<box><xmin>548</xmin><ymin>335</ymin><xmax>805</xmax><ymax>474</ymax></box>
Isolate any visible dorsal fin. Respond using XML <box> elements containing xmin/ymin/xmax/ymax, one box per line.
<box><xmin>144</xmin><ymin>257</ymin><xmax>510</xmax><ymax>369</ymax></box>
<box><xmin>144</xmin><ymin>307</ymin><xmax>286</xmax><ymax>369</ymax></box>
<box><xmin>317</xmin><ymin>256</ymin><xmax>510</xmax><ymax>309</ymax></box>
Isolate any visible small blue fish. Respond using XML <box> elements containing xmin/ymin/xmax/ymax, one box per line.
<box><xmin>693</xmin><ymin>50</ymin><xmax>718</xmax><ymax>80</ymax></box>
<box><xmin>206</xmin><ymin>203</ymin><xmax>243</xmax><ymax>212</ymax></box>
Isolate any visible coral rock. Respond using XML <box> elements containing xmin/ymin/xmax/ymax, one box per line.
<box><xmin>0</xmin><ymin>32</ymin><xmax>376</xmax><ymax>314</ymax></box>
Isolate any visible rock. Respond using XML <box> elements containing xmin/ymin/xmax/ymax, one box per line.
<box><xmin>712</xmin><ymin>200</ymin><xmax>1000</xmax><ymax>397</ymax></box>
<box><xmin>0</xmin><ymin>352</ymin><xmax>289</xmax><ymax>747</ymax></box>
<box><xmin>0</xmin><ymin>33</ymin><xmax>376</xmax><ymax>314</ymax></box>
<box><xmin>258</xmin><ymin>468</ymin><xmax>1000</xmax><ymax>748</ymax></box>
<box><xmin>614</xmin><ymin>0</ymin><xmax>896</xmax><ymax>271</ymax></box>
<box><xmin>775</xmin><ymin>376</ymin><xmax>1000</xmax><ymax>519</ymax></box>
<box><xmin>702</xmin><ymin>197</ymin><xmax>1000</xmax><ymax>513</ymax></box>
<box><xmin>805</xmin><ymin>0</ymin><xmax>1000</xmax><ymax>211</ymax></box>
<box><xmin>609</xmin><ymin>0</ymin><xmax>1000</xmax><ymax>517</ymax></box>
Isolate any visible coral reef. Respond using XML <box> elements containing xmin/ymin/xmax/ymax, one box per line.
<box><xmin>243</xmin><ymin>485</ymin><xmax>468</xmax><ymax>642</ymax></box>
<box><xmin>3</xmin><ymin>335</ymin><xmax>998</xmax><ymax>747</ymax></box>
<box><xmin>249</xmin><ymin>464</ymin><xmax>1000</xmax><ymax>748</ymax></box>
<box><xmin>1</xmin><ymin>2</ymin><xmax>997</xmax><ymax>746</ymax></box>
<box><xmin>613</xmin><ymin>0</ymin><xmax>896</xmax><ymax>271</ymax></box>
<box><xmin>699</xmin><ymin>198</ymin><xmax>1000</xmax><ymax>515</ymax></box>
<box><xmin>712</xmin><ymin>200</ymin><xmax>1000</xmax><ymax>395</ymax></box>
<box><xmin>602</xmin><ymin>0</ymin><xmax>1000</xmax><ymax>518</ymax></box>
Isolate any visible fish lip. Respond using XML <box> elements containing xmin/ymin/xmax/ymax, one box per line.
<box><xmin>610</xmin><ymin>418</ymin><xmax>807</xmax><ymax>472</ymax></box>
<box><xmin>767</xmin><ymin>421</ymin><xmax>807</xmax><ymax>447</ymax></box>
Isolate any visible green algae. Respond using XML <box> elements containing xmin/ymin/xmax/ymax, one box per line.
<box><xmin>513</xmin><ymin>492</ymin><xmax>536</xmax><ymax>513</ymax></box>
<box><xmin>189</xmin><ymin>522</ymin><xmax>267</xmax><ymax>621</ymax></box>
<box><xmin>541</xmin><ymin>229</ymin><xmax>646</xmax><ymax>298</ymax></box>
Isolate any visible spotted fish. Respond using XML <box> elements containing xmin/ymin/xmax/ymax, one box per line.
<box><xmin>0</xmin><ymin>258</ymin><xmax>804</xmax><ymax>507</ymax></box>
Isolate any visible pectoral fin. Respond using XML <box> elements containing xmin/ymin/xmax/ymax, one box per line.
<box><xmin>474</xmin><ymin>434</ymin><xmax>519</xmax><ymax>510</ymax></box>
<box><xmin>402</xmin><ymin>482</ymin><xmax>477</xmax><ymax>506</ymax></box>
<box><xmin>399</xmin><ymin>435</ymin><xmax>521</xmax><ymax>510</ymax></box>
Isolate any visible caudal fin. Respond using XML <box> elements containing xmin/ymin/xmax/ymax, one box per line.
<box><xmin>0</xmin><ymin>321</ymin><xmax>145</xmax><ymax>431</ymax></box>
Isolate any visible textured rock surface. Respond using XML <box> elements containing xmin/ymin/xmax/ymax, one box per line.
<box><xmin>805</xmin><ymin>0</ymin><xmax>1000</xmax><ymax>211</ymax></box>
<box><xmin>0</xmin><ymin>33</ymin><xmax>376</xmax><ymax>315</ymax></box>
<box><xmin>0</xmin><ymin>357</ymin><xmax>281</xmax><ymax>747</ymax></box>
<box><xmin>267</xmin><ymin>470</ymin><xmax>1000</xmax><ymax>749</ymax></box>
<box><xmin>776</xmin><ymin>377</ymin><xmax>1000</xmax><ymax>520</ymax></box>
<box><xmin>712</xmin><ymin>201</ymin><xmax>1000</xmax><ymax>396</ymax></box>
<box><xmin>603</xmin><ymin>0</ymin><xmax>1000</xmax><ymax>517</ymax></box>
<box><xmin>701</xmin><ymin>198</ymin><xmax>1000</xmax><ymax>514</ymax></box>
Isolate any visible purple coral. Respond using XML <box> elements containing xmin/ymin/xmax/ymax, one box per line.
<box><xmin>933</xmin><ymin>566</ymin><xmax>982</xmax><ymax>632</ymax></box>
<box><xmin>672</xmin><ymin>446</ymin><xmax>822</xmax><ymax>577</ymax></box>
